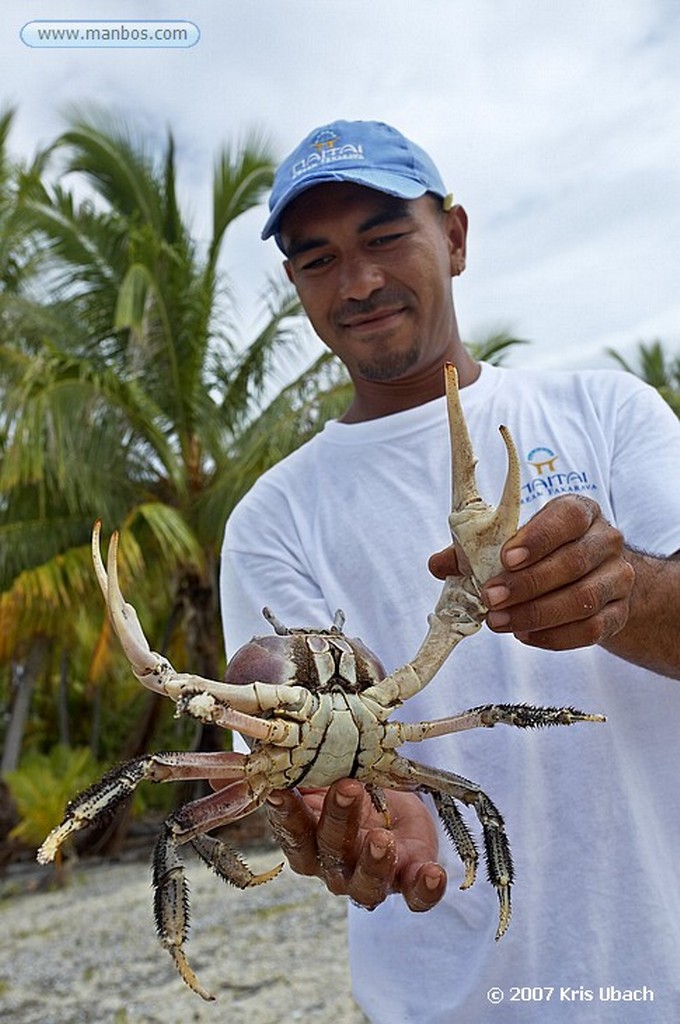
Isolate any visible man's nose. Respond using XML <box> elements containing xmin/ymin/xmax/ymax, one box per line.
<box><xmin>338</xmin><ymin>254</ymin><xmax>385</xmax><ymax>301</ymax></box>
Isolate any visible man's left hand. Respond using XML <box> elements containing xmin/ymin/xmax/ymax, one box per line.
<box><xmin>429</xmin><ymin>495</ymin><xmax>635</xmax><ymax>651</ymax></box>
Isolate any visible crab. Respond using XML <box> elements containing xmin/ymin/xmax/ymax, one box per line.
<box><xmin>37</xmin><ymin>364</ymin><xmax>605</xmax><ymax>1000</ymax></box>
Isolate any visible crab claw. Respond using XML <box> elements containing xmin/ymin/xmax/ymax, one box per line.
<box><xmin>445</xmin><ymin>363</ymin><xmax>520</xmax><ymax>587</ymax></box>
<box><xmin>91</xmin><ymin>520</ymin><xmax>169</xmax><ymax>694</ymax></box>
<box><xmin>363</xmin><ymin>367</ymin><xmax>522</xmax><ymax>709</ymax></box>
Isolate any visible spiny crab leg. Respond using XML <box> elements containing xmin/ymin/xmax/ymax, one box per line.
<box><xmin>363</xmin><ymin>364</ymin><xmax>522</xmax><ymax>710</ymax></box>
<box><xmin>387</xmin><ymin>703</ymin><xmax>607</xmax><ymax>746</ymax></box>
<box><xmin>37</xmin><ymin>751</ymin><xmax>250</xmax><ymax>865</ymax></box>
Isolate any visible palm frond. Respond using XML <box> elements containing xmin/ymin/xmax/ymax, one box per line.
<box><xmin>125</xmin><ymin>501</ymin><xmax>204</xmax><ymax>575</ymax></box>
<box><xmin>200</xmin><ymin>352</ymin><xmax>350</xmax><ymax>533</ymax></box>
<box><xmin>56</xmin><ymin>110</ymin><xmax>166</xmax><ymax>230</ymax></box>
<box><xmin>216</xmin><ymin>274</ymin><xmax>305</xmax><ymax>430</ymax></box>
<box><xmin>465</xmin><ymin>330</ymin><xmax>530</xmax><ymax>365</ymax></box>
<box><xmin>0</xmin><ymin>537</ymin><xmax>97</xmax><ymax>659</ymax></box>
<box><xmin>0</xmin><ymin>342</ymin><xmax>185</xmax><ymax>498</ymax></box>
<box><xmin>0</xmin><ymin>105</ymin><xmax>17</xmax><ymax>194</ymax></box>
<box><xmin>606</xmin><ymin>339</ymin><xmax>677</xmax><ymax>385</ymax></box>
<box><xmin>210</xmin><ymin>131</ymin><xmax>275</xmax><ymax>265</ymax></box>
<box><xmin>606</xmin><ymin>339</ymin><xmax>680</xmax><ymax>417</ymax></box>
<box><xmin>0</xmin><ymin>515</ymin><xmax>93</xmax><ymax>589</ymax></box>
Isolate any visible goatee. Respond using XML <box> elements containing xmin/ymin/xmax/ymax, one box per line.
<box><xmin>356</xmin><ymin>343</ymin><xmax>420</xmax><ymax>382</ymax></box>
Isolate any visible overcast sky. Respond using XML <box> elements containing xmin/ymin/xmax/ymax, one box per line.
<box><xmin>2</xmin><ymin>0</ymin><xmax>679</xmax><ymax>372</ymax></box>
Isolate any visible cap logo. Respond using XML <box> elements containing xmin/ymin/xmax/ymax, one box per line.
<box><xmin>312</xmin><ymin>129</ymin><xmax>339</xmax><ymax>152</ymax></box>
<box><xmin>292</xmin><ymin>128</ymin><xmax>365</xmax><ymax>181</ymax></box>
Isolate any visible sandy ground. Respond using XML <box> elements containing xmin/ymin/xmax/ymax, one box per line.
<box><xmin>0</xmin><ymin>848</ymin><xmax>368</xmax><ymax>1024</ymax></box>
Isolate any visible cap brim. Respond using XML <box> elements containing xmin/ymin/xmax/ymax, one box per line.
<box><xmin>261</xmin><ymin>168</ymin><xmax>432</xmax><ymax>243</ymax></box>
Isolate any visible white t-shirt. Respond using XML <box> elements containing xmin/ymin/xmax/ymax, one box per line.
<box><xmin>221</xmin><ymin>363</ymin><xmax>680</xmax><ymax>1023</ymax></box>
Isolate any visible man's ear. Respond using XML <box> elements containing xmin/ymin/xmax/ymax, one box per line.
<box><xmin>445</xmin><ymin>204</ymin><xmax>468</xmax><ymax>277</ymax></box>
<box><xmin>283</xmin><ymin>259</ymin><xmax>294</xmax><ymax>284</ymax></box>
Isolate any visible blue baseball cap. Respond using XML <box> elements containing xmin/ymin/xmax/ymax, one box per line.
<box><xmin>262</xmin><ymin>120</ymin><xmax>450</xmax><ymax>249</ymax></box>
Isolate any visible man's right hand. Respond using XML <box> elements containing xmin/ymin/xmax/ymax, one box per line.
<box><xmin>265</xmin><ymin>779</ymin><xmax>447</xmax><ymax>912</ymax></box>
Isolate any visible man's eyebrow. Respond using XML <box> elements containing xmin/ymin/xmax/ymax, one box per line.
<box><xmin>285</xmin><ymin>201</ymin><xmax>414</xmax><ymax>260</ymax></box>
<box><xmin>356</xmin><ymin>204</ymin><xmax>413</xmax><ymax>234</ymax></box>
<box><xmin>285</xmin><ymin>235</ymin><xmax>328</xmax><ymax>260</ymax></box>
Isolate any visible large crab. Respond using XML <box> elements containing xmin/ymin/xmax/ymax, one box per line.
<box><xmin>38</xmin><ymin>364</ymin><xmax>604</xmax><ymax>1000</ymax></box>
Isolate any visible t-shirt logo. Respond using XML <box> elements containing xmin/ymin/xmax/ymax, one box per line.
<box><xmin>521</xmin><ymin>444</ymin><xmax>597</xmax><ymax>505</ymax></box>
<box><xmin>527</xmin><ymin>446</ymin><xmax>558</xmax><ymax>475</ymax></box>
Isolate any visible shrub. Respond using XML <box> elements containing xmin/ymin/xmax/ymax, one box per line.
<box><xmin>5</xmin><ymin>744</ymin><xmax>99</xmax><ymax>850</ymax></box>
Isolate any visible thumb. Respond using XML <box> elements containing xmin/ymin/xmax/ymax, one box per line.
<box><xmin>428</xmin><ymin>544</ymin><xmax>462</xmax><ymax>580</ymax></box>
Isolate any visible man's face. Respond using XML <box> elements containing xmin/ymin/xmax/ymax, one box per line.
<box><xmin>280</xmin><ymin>183</ymin><xmax>466</xmax><ymax>385</ymax></box>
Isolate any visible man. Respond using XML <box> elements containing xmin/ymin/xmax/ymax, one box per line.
<box><xmin>220</xmin><ymin>120</ymin><xmax>680</xmax><ymax>1022</ymax></box>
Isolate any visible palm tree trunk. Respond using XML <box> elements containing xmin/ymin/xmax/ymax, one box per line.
<box><xmin>57</xmin><ymin>647</ymin><xmax>71</xmax><ymax>748</ymax></box>
<box><xmin>1</xmin><ymin>638</ymin><xmax>50</xmax><ymax>774</ymax></box>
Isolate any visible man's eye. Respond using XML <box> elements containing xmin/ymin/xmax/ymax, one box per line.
<box><xmin>369</xmin><ymin>232</ymin><xmax>407</xmax><ymax>247</ymax></box>
<box><xmin>300</xmin><ymin>254</ymin><xmax>333</xmax><ymax>272</ymax></box>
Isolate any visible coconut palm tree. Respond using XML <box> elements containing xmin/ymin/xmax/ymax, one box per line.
<box><xmin>0</xmin><ymin>112</ymin><xmax>348</xmax><ymax>782</ymax></box>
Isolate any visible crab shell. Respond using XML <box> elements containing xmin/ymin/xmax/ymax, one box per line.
<box><xmin>224</xmin><ymin>622</ymin><xmax>387</xmax><ymax>696</ymax></box>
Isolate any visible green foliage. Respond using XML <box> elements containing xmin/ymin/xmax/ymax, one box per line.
<box><xmin>607</xmin><ymin>339</ymin><xmax>680</xmax><ymax>418</ymax></box>
<box><xmin>657</xmin><ymin>385</ymin><xmax>680</xmax><ymax>418</ymax></box>
<box><xmin>465</xmin><ymin>330</ymin><xmax>530</xmax><ymax>365</ymax></box>
<box><xmin>5</xmin><ymin>744</ymin><xmax>99</xmax><ymax>847</ymax></box>
<box><xmin>0</xmin><ymin>108</ymin><xmax>336</xmax><ymax>779</ymax></box>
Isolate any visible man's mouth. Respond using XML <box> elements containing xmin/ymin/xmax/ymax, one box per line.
<box><xmin>340</xmin><ymin>307</ymin><xmax>407</xmax><ymax>333</ymax></box>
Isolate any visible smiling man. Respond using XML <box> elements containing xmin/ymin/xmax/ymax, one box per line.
<box><xmin>220</xmin><ymin>120</ymin><xmax>680</xmax><ymax>1022</ymax></box>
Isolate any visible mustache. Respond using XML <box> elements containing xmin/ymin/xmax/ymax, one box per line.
<box><xmin>332</xmin><ymin>287</ymin><xmax>413</xmax><ymax>327</ymax></box>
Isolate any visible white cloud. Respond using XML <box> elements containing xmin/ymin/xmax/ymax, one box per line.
<box><xmin>2</xmin><ymin>0</ymin><xmax>678</xmax><ymax>369</ymax></box>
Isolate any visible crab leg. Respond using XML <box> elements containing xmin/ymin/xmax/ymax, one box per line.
<box><xmin>153</xmin><ymin>790</ymin><xmax>284</xmax><ymax>1001</ymax></box>
<box><xmin>154</xmin><ymin>826</ymin><xmax>281</xmax><ymax>1001</ymax></box>
<box><xmin>384</xmin><ymin>755</ymin><xmax>514</xmax><ymax>939</ymax></box>
<box><xmin>363</xmin><ymin>364</ymin><xmax>521</xmax><ymax>709</ymax></box>
<box><xmin>36</xmin><ymin>751</ymin><xmax>249</xmax><ymax>864</ymax></box>
<box><xmin>92</xmin><ymin>522</ymin><xmax>167</xmax><ymax>694</ymax></box>
<box><xmin>37</xmin><ymin>749</ymin><xmax>284</xmax><ymax>1002</ymax></box>
<box><xmin>386</xmin><ymin>702</ymin><xmax>606</xmax><ymax>745</ymax></box>
<box><xmin>92</xmin><ymin>522</ymin><xmax>239</xmax><ymax>701</ymax></box>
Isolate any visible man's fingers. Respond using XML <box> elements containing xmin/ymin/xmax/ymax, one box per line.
<box><xmin>315</xmin><ymin>780</ymin><xmax>366</xmax><ymax>891</ymax></box>
<box><xmin>487</xmin><ymin>558</ymin><xmax>632</xmax><ymax>632</ymax></box>
<box><xmin>344</xmin><ymin>830</ymin><xmax>397</xmax><ymax>908</ymax></box>
<box><xmin>475</xmin><ymin>494</ymin><xmax>636</xmax><ymax>651</ymax></box>
<box><xmin>428</xmin><ymin>545</ymin><xmax>462</xmax><ymax>580</ymax></box>
<box><xmin>500</xmin><ymin>495</ymin><xmax>601</xmax><ymax>569</ymax></box>
<box><xmin>400</xmin><ymin>861</ymin><xmax>448</xmax><ymax>912</ymax></box>
<box><xmin>266</xmin><ymin>788</ymin><xmax>320</xmax><ymax>876</ymax></box>
<box><xmin>488</xmin><ymin>528</ymin><xmax>628</xmax><ymax>611</ymax></box>
<box><xmin>513</xmin><ymin>596</ymin><xmax>631</xmax><ymax>651</ymax></box>
<box><xmin>268</xmin><ymin>784</ymin><xmax>447</xmax><ymax>912</ymax></box>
